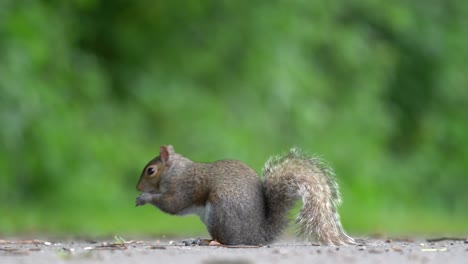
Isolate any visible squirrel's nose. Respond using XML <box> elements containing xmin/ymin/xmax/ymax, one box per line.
<box><xmin>137</xmin><ymin>183</ymin><xmax>144</xmax><ymax>191</ymax></box>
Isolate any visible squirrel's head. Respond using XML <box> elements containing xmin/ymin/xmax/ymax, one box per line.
<box><xmin>136</xmin><ymin>145</ymin><xmax>174</xmax><ymax>193</ymax></box>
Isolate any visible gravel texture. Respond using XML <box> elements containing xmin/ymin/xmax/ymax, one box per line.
<box><xmin>0</xmin><ymin>237</ymin><xmax>467</xmax><ymax>264</ymax></box>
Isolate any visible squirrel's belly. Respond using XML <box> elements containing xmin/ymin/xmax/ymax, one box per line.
<box><xmin>176</xmin><ymin>203</ymin><xmax>211</xmax><ymax>226</ymax></box>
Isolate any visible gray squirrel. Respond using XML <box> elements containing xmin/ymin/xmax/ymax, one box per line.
<box><xmin>136</xmin><ymin>145</ymin><xmax>354</xmax><ymax>245</ymax></box>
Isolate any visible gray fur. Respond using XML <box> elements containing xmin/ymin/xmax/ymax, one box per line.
<box><xmin>136</xmin><ymin>146</ymin><xmax>354</xmax><ymax>245</ymax></box>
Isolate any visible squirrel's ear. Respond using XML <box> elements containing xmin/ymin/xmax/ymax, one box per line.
<box><xmin>160</xmin><ymin>145</ymin><xmax>175</xmax><ymax>162</ymax></box>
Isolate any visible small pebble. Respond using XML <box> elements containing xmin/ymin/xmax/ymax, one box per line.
<box><xmin>391</xmin><ymin>246</ymin><xmax>403</xmax><ymax>252</ymax></box>
<box><xmin>148</xmin><ymin>246</ymin><xmax>166</xmax><ymax>250</ymax></box>
<box><xmin>272</xmin><ymin>249</ymin><xmax>288</xmax><ymax>255</ymax></box>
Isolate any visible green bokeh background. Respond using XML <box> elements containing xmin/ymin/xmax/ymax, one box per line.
<box><xmin>1</xmin><ymin>0</ymin><xmax>467</xmax><ymax>237</ymax></box>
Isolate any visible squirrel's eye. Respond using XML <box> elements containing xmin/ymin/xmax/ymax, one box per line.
<box><xmin>147</xmin><ymin>167</ymin><xmax>156</xmax><ymax>175</ymax></box>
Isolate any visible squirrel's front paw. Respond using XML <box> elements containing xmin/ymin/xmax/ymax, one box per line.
<box><xmin>136</xmin><ymin>193</ymin><xmax>153</xmax><ymax>206</ymax></box>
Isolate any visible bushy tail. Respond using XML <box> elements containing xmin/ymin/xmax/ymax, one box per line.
<box><xmin>262</xmin><ymin>148</ymin><xmax>354</xmax><ymax>245</ymax></box>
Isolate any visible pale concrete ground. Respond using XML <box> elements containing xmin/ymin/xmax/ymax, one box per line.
<box><xmin>0</xmin><ymin>237</ymin><xmax>467</xmax><ymax>264</ymax></box>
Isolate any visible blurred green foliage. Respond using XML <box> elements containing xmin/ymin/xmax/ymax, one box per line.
<box><xmin>1</xmin><ymin>0</ymin><xmax>467</xmax><ymax>237</ymax></box>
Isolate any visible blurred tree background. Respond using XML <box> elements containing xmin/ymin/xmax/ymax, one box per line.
<box><xmin>0</xmin><ymin>0</ymin><xmax>467</xmax><ymax>237</ymax></box>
